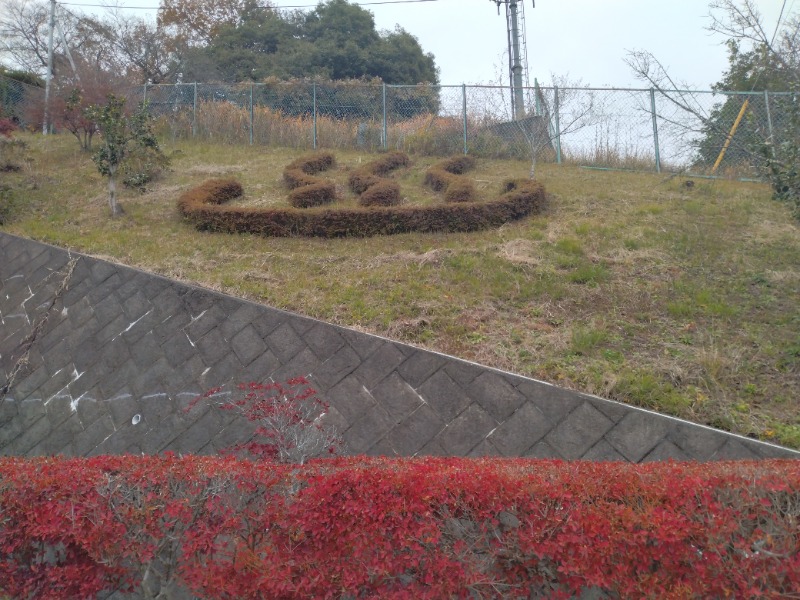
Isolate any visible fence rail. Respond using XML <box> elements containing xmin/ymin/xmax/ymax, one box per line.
<box><xmin>2</xmin><ymin>76</ymin><xmax>793</xmax><ymax>176</ymax></box>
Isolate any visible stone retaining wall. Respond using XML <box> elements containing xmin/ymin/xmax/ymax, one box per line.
<box><xmin>1</xmin><ymin>232</ymin><xmax>797</xmax><ymax>461</ymax></box>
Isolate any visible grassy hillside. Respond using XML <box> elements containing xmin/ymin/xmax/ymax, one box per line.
<box><xmin>2</xmin><ymin>133</ymin><xmax>799</xmax><ymax>448</ymax></box>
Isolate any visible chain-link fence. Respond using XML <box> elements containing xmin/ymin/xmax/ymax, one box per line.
<box><xmin>10</xmin><ymin>77</ymin><xmax>791</xmax><ymax>176</ymax></box>
<box><xmin>0</xmin><ymin>74</ymin><xmax>44</xmax><ymax>128</ymax></box>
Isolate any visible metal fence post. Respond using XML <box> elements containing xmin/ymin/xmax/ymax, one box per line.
<box><xmin>249</xmin><ymin>84</ymin><xmax>254</xmax><ymax>145</ymax></box>
<box><xmin>650</xmin><ymin>88</ymin><xmax>661</xmax><ymax>173</ymax></box>
<box><xmin>764</xmin><ymin>89</ymin><xmax>774</xmax><ymax>143</ymax></box>
<box><xmin>143</xmin><ymin>82</ymin><xmax>148</xmax><ymax>105</ymax></box>
<box><xmin>192</xmin><ymin>82</ymin><xmax>197</xmax><ymax>138</ymax></box>
<box><xmin>313</xmin><ymin>82</ymin><xmax>318</xmax><ymax>149</ymax></box>
<box><xmin>462</xmin><ymin>84</ymin><xmax>468</xmax><ymax>155</ymax></box>
<box><xmin>553</xmin><ymin>85</ymin><xmax>562</xmax><ymax>164</ymax></box>
<box><xmin>382</xmin><ymin>83</ymin><xmax>387</xmax><ymax>150</ymax></box>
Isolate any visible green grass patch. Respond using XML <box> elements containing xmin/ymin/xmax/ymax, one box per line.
<box><xmin>568</xmin><ymin>262</ymin><xmax>610</xmax><ymax>285</ymax></box>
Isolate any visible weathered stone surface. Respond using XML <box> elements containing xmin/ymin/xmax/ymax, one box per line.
<box><xmin>352</xmin><ymin>342</ymin><xmax>406</xmax><ymax>390</ymax></box>
<box><xmin>642</xmin><ymin>440</ymin><xmax>689</xmax><ymax>462</ymax></box>
<box><xmin>418</xmin><ymin>370</ymin><xmax>472</xmax><ymax>422</ymax></box>
<box><xmin>326</xmin><ymin>377</ymin><xmax>376</xmax><ymax>425</ymax></box>
<box><xmin>437</xmin><ymin>404</ymin><xmax>497</xmax><ymax>456</ymax></box>
<box><xmin>387</xmin><ymin>404</ymin><xmax>446</xmax><ymax>456</ymax></box>
<box><xmin>581</xmin><ymin>439</ymin><xmax>626</xmax><ymax>462</ymax></box>
<box><xmin>313</xmin><ymin>346</ymin><xmax>361</xmax><ymax>390</ymax></box>
<box><xmin>370</xmin><ymin>373</ymin><xmax>424</xmax><ymax>423</ymax></box>
<box><xmin>469</xmin><ymin>371</ymin><xmax>527</xmax><ymax>422</ymax></box>
<box><xmin>488</xmin><ymin>402</ymin><xmax>552</xmax><ymax>456</ymax></box>
<box><xmin>544</xmin><ymin>402</ymin><xmax>614</xmax><ymax>459</ymax></box>
<box><xmin>604</xmin><ymin>411</ymin><xmax>674</xmax><ymax>463</ymax></box>
<box><xmin>344</xmin><ymin>405</ymin><xmax>393</xmax><ymax>454</ymax></box>
<box><xmin>397</xmin><ymin>350</ymin><xmax>447</xmax><ymax>388</ymax></box>
<box><xmin>231</xmin><ymin>325</ymin><xmax>268</xmax><ymax>367</ymax></box>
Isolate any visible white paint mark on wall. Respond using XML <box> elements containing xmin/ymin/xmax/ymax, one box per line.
<box><xmin>190</xmin><ymin>310</ymin><xmax>207</xmax><ymax>324</ymax></box>
<box><xmin>70</xmin><ymin>392</ymin><xmax>91</xmax><ymax>413</ymax></box>
<box><xmin>185</xmin><ymin>332</ymin><xmax>196</xmax><ymax>348</ymax></box>
<box><xmin>44</xmin><ymin>367</ymin><xmax>85</xmax><ymax>407</ymax></box>
<box><xmin>111</xmin><ymin>309</ymin><xmax>154</xmax><ymax>342</ymax></box>
<box><xmin>19</xmin><ymin>286</ymin><xmax>34</xmax><ymax>324</ymax></box>
<box><xmin>3</xmin><ymin>313</ymin><xmax>29</xmax><ymax>321</ymax></box>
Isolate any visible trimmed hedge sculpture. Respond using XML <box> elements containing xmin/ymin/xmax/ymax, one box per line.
<box><xmin>283</xmin><ymin>151</ymin><xmax>337</xmax><ymax>208</ymax></box>
<box><xmin>348</xmin><ymin>151</ymin><xmax>411</xmax><ymax>207</ymax></box>
<box><xmin>178</xmin><ymin>153</ymin><xmax>547</xmax><ymax>237</ymax></box>
<box><xmin>424</xmin><ymin>155</ymin><xmax>478</xmax><ymax>203</ymax></box>
<box><xmin>1</xmin><ymin>455</ymin><xmax>799</xmax><ymax>599</ymax></box>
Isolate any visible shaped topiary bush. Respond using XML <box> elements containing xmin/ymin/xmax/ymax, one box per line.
<box><xmin>178</xmin><ymin>153</ymin><xmax>548</xmax><ymax>237</ymax></box>
<box><xmin>349</xmin><ymin>151</ymin><xmax>410</xmax><ymax>207</ymax></box>
<box><xmin>424</xmin><ymin>155</ymin><xmax>478</xmax><ymax>203</ymax></box>
<box><xmin>283</xmin><ymin>151</ymin><xmax>337</xmax><ymax>208</ymax></box>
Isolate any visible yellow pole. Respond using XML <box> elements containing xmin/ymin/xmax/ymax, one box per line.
<box><xmin>712</xmin><ymin>98</ymin><xmax>750</xmax><ymax>173</ymax></box>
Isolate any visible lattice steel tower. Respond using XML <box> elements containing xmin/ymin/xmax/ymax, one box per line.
<box><xmin>492</xmin><ymin>0</ymin><xmax>533</xmax><ymax>120</ymax></box>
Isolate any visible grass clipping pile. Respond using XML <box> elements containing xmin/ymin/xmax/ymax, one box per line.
<box><xmin>178</xmin><ymin>152</ymin><xmax>547</xmax><ymax>237</ymax></box>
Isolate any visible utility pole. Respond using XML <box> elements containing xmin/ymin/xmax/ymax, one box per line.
<box><xmin>43</xmin><ymin>0</ymin><xmax>56</xmax><ymax>135</ymax></box>
<box><xmin>508</xmin><ymin>0</ymin><xmax>525</xmax><ymax>120</ymax></box>
<box><xmin>492</xmin><ymin>0</ymin><xmax>531</xmax><ymax>121</ymax></box>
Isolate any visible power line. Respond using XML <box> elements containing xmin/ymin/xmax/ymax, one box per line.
<box><xmin>59</xmin><ymin>0</ymin><xmax>443</xmax><ymax>9</ymax></box>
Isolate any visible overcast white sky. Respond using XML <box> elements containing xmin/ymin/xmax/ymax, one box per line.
<box><xmin>73</xmin><ymin>0</ymin><xmax>790</xmax><ymax>89</ymax></box>
<box><xmin>356</xmin><ymin>0</ymin><xmax>789</xmax><ymax>88</ymax></box>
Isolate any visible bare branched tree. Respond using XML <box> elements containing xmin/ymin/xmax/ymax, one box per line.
<box><xmin>97</xmin><ymin>10</ymin><xmax>180</xmax><ymax>84</ymax></box>
<box><xmin>625</xmin><ymin>0</ymin><xmax>800</xmax><ymax>214</ymax></box>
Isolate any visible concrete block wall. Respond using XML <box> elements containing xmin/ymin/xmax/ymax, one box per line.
<box><xmin>1</xmin><ymin>232</ymin><xmax>797</xmax><ymax>461</ymax></box>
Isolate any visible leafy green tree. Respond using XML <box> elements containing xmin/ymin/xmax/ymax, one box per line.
<box><xmin>369</xmin><ymin>27</ymin><xmax>438</xmax><ymax>85</ymax></box>
<box><xmin>181</xmin><ymin>0</ymin><xmax>438</xmax><ymax>85</ymax></box>
<box><xmin>86</xmin><ymin>94</ymin><xmax>165</xmax><ymax>216</ymax></box>
<box><xmin>695</xmin><ymin>40</ymin><xmax>796</xmax><ymax>167</ymax></box>
<box><xmin>189</xmin><ymin>6</ymin><xmax>296</xmax><ymax>82</ymax></box>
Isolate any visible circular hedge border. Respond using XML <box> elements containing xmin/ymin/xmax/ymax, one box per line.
<box><xmin>177</xmin><ymin>157</ymin><xmax>548</xmax><ymax>238</ymax></box>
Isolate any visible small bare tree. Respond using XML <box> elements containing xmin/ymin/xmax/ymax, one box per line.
<box><xmin>188</xmin><ymin>376</ymin><xmax>342</xmax><ymax>465</ymax></box>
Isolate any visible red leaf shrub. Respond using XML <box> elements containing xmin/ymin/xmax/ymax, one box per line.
<box><xmin>0</xmin><ymin>457</ymin><xmax>798</xmax><ymax>599</ymax></box>
<box><xmin>0</xmin><ymin>118</ymin><xmax>17</xmax><ymax>139</ymax></box>
<box><xmin>186</xmin><ymin>377</ymin><xmax>341</xmax><ymax>464</ymax></box>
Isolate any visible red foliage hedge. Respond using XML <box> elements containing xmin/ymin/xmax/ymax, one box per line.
<box><xmin>178</xmin><ymin>175</ymin><xmax>546</xmax><ymax>237</ymax></box>
<box><xmin>424</xmin><ymin>155</ymin><xmax>478</xmax><ymax>203</ymax></box>
<box><xmin>283</xmin><ymin>151</ymin><xmax>337</xmax><ymax>208</ymax></box>
<box><xmin>1</xmin><ymin>455</ymin><xmax>798</xmax><ymax>599</ymax></box>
